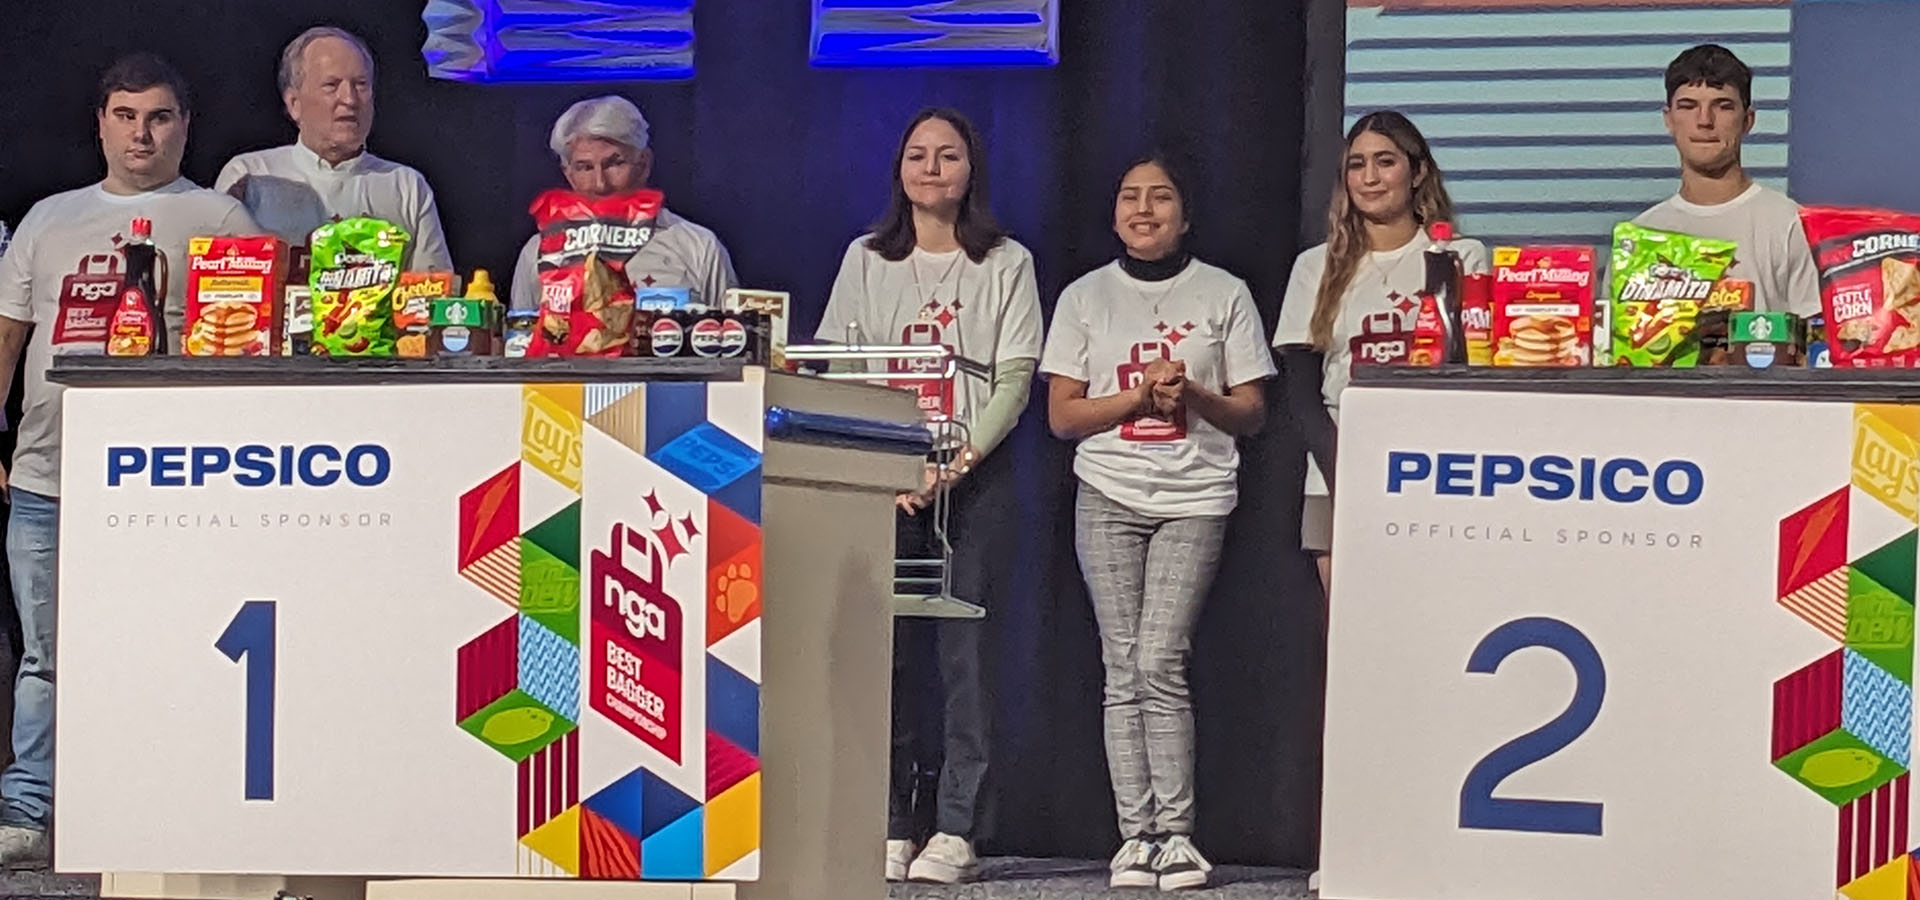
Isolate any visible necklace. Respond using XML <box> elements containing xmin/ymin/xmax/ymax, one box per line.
<box><xmin>1126</xmin><ymin>264</ymin><xmax>1182</xmax><ymax>319</ymax></box>
<box><xmin>910</xmin><ymin>248</ymin><xmax>965</xmax><ymax>315</ymax></box>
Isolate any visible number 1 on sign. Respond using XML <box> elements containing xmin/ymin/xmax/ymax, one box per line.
<box><xmin>215</xmin><ymin>600</ymin><xmax>277</xmax><ymax>801</ymax></box>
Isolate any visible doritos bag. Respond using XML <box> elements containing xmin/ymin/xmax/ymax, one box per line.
<box><xmin>1608</xmin><ymin>223</ymin><xmax>1736</xmax><ymax>367</ymax></box>
<box><xmin>310</xmin><ymin>218</ymin><xmax>409</xmax><ymax>357</ymax></box>
<box><xmin>528</xmin><ymin>189</ymin><xmax>664</xmax><ymax>357</ymax></box>
<box><xmin>1800</xmin><ymin>206</ymin><xmax>1920</xmax><ymax>367</ymax></box>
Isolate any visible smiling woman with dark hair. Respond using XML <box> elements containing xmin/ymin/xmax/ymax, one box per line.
<box><xmin>1041</xmin><ymin>153</ymin><xmax>1274</xmax><ymax>892</ymax></box>
<box><xmin>814</xmin><ymin>106</ymin><xmax>1042</xmax><ymax>886</ymax></box>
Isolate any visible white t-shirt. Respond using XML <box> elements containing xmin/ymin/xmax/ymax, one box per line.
<box><xmin>1041</xmin><ymin>259</ymin><xmax>1276</xmax><ymax>519</ymax></box>
<box><xmin>1632</xmin><ymin>183</ymin><xmax>1821</xmax><ymax>318</ymax></box>
<box><xmin>216</xmin><ymin>142</ymin><xmax>453</xmax><ymax>272</ymax></box>
<box><xmin>1273</xmin><ymin>236</ymin><xmax>1490</xmax><ymax>495</ymax></box>
<box><xmin>816</xmin><ymin>237</ymin><xmax>1043</xmax><ymax>437</ymax></box>
<box><xmin>509</xmin><ymin>208</ymin><xmax>739</xmax><ymax>313</ymax></box>
<box><xmin>0</xmin><ymin>178</ymin><xmax>258</xmax><ymax>496</ymax></box>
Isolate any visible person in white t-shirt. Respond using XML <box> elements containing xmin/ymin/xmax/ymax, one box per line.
<box><xmin>509</xmin><ymin>96</ymin><xmax>738</xmax><ymax>312</ymax></box>
<box><xmin>1041</xmin><ymin>155</ymin><xmax>1274</xmax><ymax>892</ymax></box>
<box><xmin>1631</xmin><ymin>44</ymin><xmax>1819</xmax><ymax>318</ymax></box>
<box><xmin>216</xmin><ymin>26</ymin><xmax>453</xmax><ymax>271</ymax></box>
<box><xmin>816</xmin><ymin>108</ymin><xmax>1042</xmax><ymax>886</ymax></box>
<box><xmin>0</xmin><ymin>53</ymin><xmax>260</xmax><ymax>868</ymax></box>
<box><xmin>1273</xmin><ymin>111</ymin><xmax>1487</xmax><ymax>594</ymax></box>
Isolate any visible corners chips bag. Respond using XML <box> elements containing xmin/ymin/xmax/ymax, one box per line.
<box><xmin>528</xmin><ymin>188</ymin><xmax>665</xmax><ymax>357</ymax></box>
<box><xmin>1608</xmin><ymin>223</ymin><xmax>1737</xmax><ymax>367</ymax></box>
<box><xmin>309</xmin><ymin>218</ymin><xmax>409</xmax><ymax>357</ymax></box>
<box><xmin>1800</xmin><ymin>206</ymin><xmax>1920</xmax><ymax>367</ymax></box>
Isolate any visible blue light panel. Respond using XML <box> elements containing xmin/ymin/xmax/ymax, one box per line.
<box><xmin>424</xmin><ymin>0</ymin><xmax>695</xmax><ymax>83</ymax></box>
<box><xmin>812</xmin><ymin>0</ymin><xmax>1059</xmax><ymax>67</ymax></box>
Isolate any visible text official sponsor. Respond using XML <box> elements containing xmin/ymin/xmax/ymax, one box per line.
<box><xmin>1375</xmin><ymin>450</ymin><xmax>1707</xmax><ymax>550</ymax></box>
<box><xmin>99</xmin><ymin>443</ymin><xmax>396</xmax><ymax>532</ymax></box>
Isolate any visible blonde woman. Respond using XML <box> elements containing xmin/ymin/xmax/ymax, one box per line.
<box><xmin>1272</xmin><ymin>111</ymin><xmax>1488</xmax><ymax>595</ymax></box>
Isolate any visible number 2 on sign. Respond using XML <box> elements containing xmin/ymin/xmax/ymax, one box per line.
<box><xmin>215</xmin><ymin>600</ymin><xmax>277</xmax><ymax>801</ymax></box>
<box><xmin>1458</xmin><ymin>617</ymin><xmax>1605</xmax><ymax>836</ymax></box>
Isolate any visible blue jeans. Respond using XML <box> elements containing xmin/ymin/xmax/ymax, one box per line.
<box><xmin>2</xmin><ymin>488</ymin><xmax>56</xmax><ymax>829</ymax></box>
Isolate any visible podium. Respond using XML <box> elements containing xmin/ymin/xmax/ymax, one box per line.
<box><xmin>46</xmin><ymin>358</ymin><xmax>924</xmax><ymax>900</ymax></box>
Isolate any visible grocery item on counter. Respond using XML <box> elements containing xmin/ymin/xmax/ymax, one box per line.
<box><xmin>1348</xmin><ymin>309</ymin><xmax>1439</xmax><ymax>367</ymax></box>
<box><xmin>283</xmin><ymin>286</ymin><xmax>313</xmax><ymax>357</ymax></box>
<box><xmin>504</xmin><ymin>311</ymin><xmax>536</xmax><ymax>358</ymax></box>
<box><xmin>430</xmin><ymin>298</ymin><xmax>493</xmax><ymax>357</ymax></box>
<box><xmin>1423</xmin><ymin>222</ymin><xmax>1467</xmax><ymax>363</ymax></box>
<box><xmin>528</xmin><ymin>188</ymin><xmax>664</xmax><ymax>357</ymax></box>
<box><xmin>394</xmin><ymin>271</ymin><xmax>459</xmax><ymax>358</ymax></box>
<box><xmin>727</xmin><ymin>288</ymin><xmax>790</xmax><ymax>370</ymax></box>
<box><xmin>309</xmin><ymin>218</ymin><xmax>409</xmax><ymax>357</ymax></box>
<box><xmin>1608</xmin><ymin>224</ymin><xmax>1737</xmax><ymax>367</ymax></box>
<box><xmin>1730</xmin><ymin>311</ymin><xmax>1805</xmax><ymax>368</ymax></box>
<box><xmin>467</xmin><ymin>268</ymin><xmax>499</xmax><ymax>303</ymax></box>
<box><xmin>1491</xmin><ymin>245</ymin><xmax>1595</xmax><ymax>366</ymax></box>
<box><xmin>105</xmin><ymin>218</ymin><xmax>165</xmax><ymax>357</ymax></box>
<box><xmin>1808</xmin><ymin>314</ymin><xmax>1831</xmax><ymax>368</ymax></box>
<box><xmin>1461</xmin><ymin>274</ymin><xmax>1492</xmax><ymax>366</ymax></box>
<box><xmin>185</xmin><ymin>234</ymin><xmax>286</xmax><ymax>357</ymax></box>
<box><xmin>1800</xmin><ymin>206</ymin><xmax>1920</xmax><ymax>367</ymax></box>
<box><xmin>636</xmin><ymin>286</ymin><xmax>693</xmax><ymax>312</ymax></box>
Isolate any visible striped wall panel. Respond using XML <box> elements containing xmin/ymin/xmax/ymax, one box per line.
<box><xmin>1344</xmin><ymin>0</ymin><xmax>1794</xmax><ymax>250</ymax></box>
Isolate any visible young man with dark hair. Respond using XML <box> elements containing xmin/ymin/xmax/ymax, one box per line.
<box><xmin>1634</xmin><ymin>43</ymin><xmax>1820</xmax><ymax>316</ymax></box>
<box><xmin>0</xmin><ymin>52</ymin><xmax>258</xmax><ymax>867</ymax></box>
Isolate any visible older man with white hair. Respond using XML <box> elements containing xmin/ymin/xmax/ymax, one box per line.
<box><xmin>511</xmin><ymin>96</ymin><xmax>737</xmax><ymax>311</ymax></box>
<box><xmin>217</xmin><ymin>25</ymin><xmax>453</xmax><ymax>271</ymax></box>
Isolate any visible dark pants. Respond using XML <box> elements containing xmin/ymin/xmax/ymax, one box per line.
<box><xmin>888</xmin><ymin>448</ymin><xmax>1011</xmax><ymax>842</ymax></box>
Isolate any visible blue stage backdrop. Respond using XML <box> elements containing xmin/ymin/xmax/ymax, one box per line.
<box><xmin>0</xmin><ymin>0</ymin><xmax>1325</xmax><ymax>866</ymax></box>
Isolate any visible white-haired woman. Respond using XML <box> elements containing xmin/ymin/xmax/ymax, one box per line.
<box><xmin>510</xmin><ymin>95</ymin><xmax>739</xmax><ymax>312</ymax></box>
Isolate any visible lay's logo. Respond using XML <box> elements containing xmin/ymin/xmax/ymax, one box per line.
<box><xmin>1853</xmin><ymin>406</ymin><xmax>1920</xmax><ymax>520</ymax></box>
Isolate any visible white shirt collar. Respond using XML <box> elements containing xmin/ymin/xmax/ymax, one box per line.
<box><xmin>293</xmin><ymin>139</ymin><xmax>371</xmax><ymax>175</ymax></box>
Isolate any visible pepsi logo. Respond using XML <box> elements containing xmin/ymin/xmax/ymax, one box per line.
<box><xmin>650</xmin><ymin>317</ymin><xmax>684</xmax><ymax>357</ymax></box>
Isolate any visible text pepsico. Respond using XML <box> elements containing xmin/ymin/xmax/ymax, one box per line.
<box><xmin>1386</xmin><ymin>451</ymin><xmax>1702</xmax><ymax>505</ymax></box>
<box><xmin>106</xmin><ymin>444</ymin><xmax>392</xmax><ymax>488</ymax></box>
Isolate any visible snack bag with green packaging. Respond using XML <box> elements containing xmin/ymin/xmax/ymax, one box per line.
<box><xmin>309</xmin><ymin>218</ymin><xmax>410</xmax><ymax>357</ymax></box>
<box><xmin>1608</xmin><ymin>223</ymin><xmax>1737</xmax><ymax>367</ymax></box>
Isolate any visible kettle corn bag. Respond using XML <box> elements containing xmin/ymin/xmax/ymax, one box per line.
<box><xmin>1608</xmin><ymin>223</ymin><xmax>1737</xmax><ymax>367</ymax></box>
<box><xmin>1801</xmin><ymin>206</ymin><xmax>1920</xmax><ymax>367</ymax></box>
<box><xmin>309</xmin><ymin>218</ymin><xmax>409</xmax><ymax>357</ymax></box>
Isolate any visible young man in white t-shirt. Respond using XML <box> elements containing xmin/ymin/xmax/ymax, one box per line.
<box><xmin>509</xmin><ymin>96</ymin><xmax>739</xmax><ymax>312</ymax></box>
<box><xmin>0</xmin><ymin>53</ymin><xmax>260</xmax><ymax>867</ymax></box>
<box><xmin>1633</xmin><ymin>44</ymin><xmax>1820</xmax><ymax>317</ymax></box>
<box><xmin>216</xmin><ymin>27</ymin><xmax>453</xmax><ymax>271</ymax></box>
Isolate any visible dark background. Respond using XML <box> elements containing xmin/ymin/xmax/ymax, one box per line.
<box><xmin>0</xmin><ymin>0</ymin><xmax>1330</xmax><ymax>866</ymax></box>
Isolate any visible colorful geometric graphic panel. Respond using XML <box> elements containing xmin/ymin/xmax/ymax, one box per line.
<box><xmin>453</xmin><ymin>380</ymin><xmax>761</xmax><ymax>880</ymax></box>
<box><xmin>423</xmin><ymin>0</ymin><xmax>694</xmax><ymax>83</ymax></box>
<box><xmin>1776</xmin><ymin>405</ymin><xmax>1920</xmax><ymax>892</ymax></box>
<box><xmin>1838</xmin><ymin>776</ymin><xmax>1909</xmax><ymax>890</ymax></box>
<box><xmin>1850</xmin><ymin>569</ymin><xmax>1915</xmax><ymax>686</ymax></box>
<box><xmin>1845</xmin><ymin>650</ymin><xmax>1914</xmax><ymax>767</ymax></box>
<box><xmin>1781</xmin><ymin>487</ymin><xmax>1850</xmax><ymax>599</ymax></box>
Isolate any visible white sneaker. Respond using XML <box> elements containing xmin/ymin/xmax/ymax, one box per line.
<box><xmin>885</xmin><ymin>839</ymin><xmax>917</xmax><ymax>882</ymax></box>
<box><xmin>1154</xmin><ymin>834</ymin><xmax>1213</xmax><ymax>891</ymax></box>
<box><xmin>907</xmin><ymin>832</ymin><xmax>976</xmax><ymax>884</ymax></box>
<box><xmin>0</xmin><ymin>825</ymin><xmax>48</xmax><ymax>869</ymax></box>
<box><xmin>1308</xmin><ymin>869</ymin><xmax>1321</xmax><ymax>893</ymax></box>
<box><xmin>1109</xmin><ymin>837</ymin><xmax>1159</xmax><ymax>888</ymax></box>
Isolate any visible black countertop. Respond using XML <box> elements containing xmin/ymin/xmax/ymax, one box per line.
<box><xmin>46</xmin><ymin>356</ymin><xmax>747</xmax><ymax>387</ymax></box>
<box><xmin>1351</xmin><ymin>365</ymin><xmax>1920</xmax><ymax>402</ymax></box>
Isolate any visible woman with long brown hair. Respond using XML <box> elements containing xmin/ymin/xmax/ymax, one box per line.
<box><xmin>815</xmin><ymin>107</ymin><xmax>1043</xmax><ymax>885</ymax></box>
<box><xmin>1272</xmin><ymin>111</ymin><xmax>1487</xmax><ymax>594</ymax></box>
